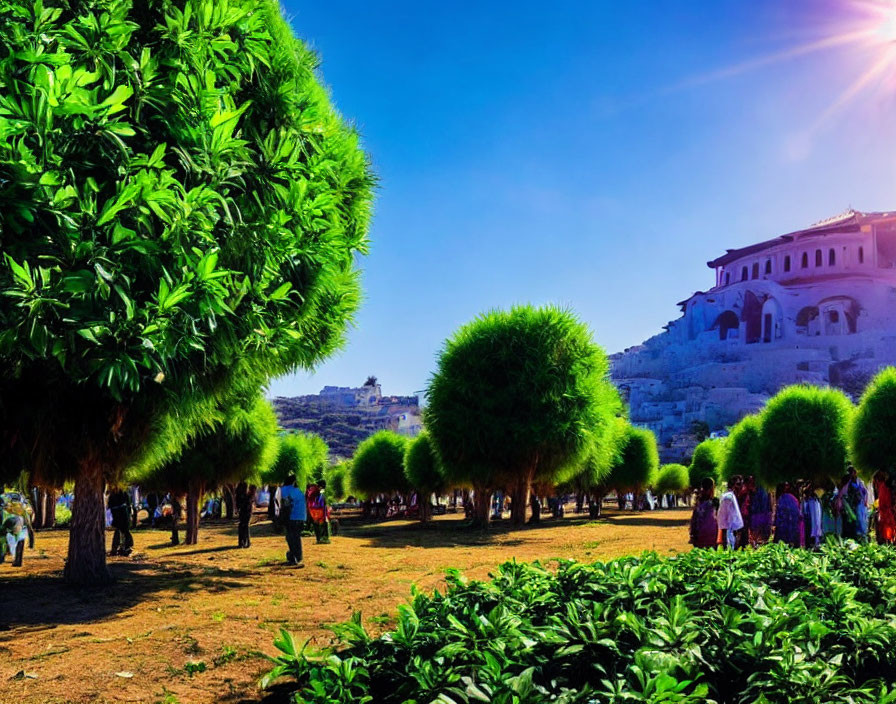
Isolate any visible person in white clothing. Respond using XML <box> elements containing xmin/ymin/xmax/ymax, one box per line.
<box><xmin>717</xmin><ymin>478</ymin><xmax>744</xmax><ymax>549</ymax></box>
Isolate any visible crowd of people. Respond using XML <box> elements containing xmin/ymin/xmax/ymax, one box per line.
<box><xmin>689</xmin><ymin>465</ymin><xmax>893</xmax><ymax>549</ymax></box>
<box><xmin>0</xmin><ymin>479</ymin><xmax>337</xmax><ymax>570</ymax></box>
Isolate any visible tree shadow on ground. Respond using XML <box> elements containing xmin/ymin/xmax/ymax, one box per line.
<box><xmin>597</xmin><ymin>512</ymin><xmax>690</xmax><ymax>528</ymax></box>
<box><xmin>0</xmin><ymin>560</ymin><xmax>254</xmax><ymax>629</ymax></box>
<box><xmin>346</xmin><ymin>509</ymin><xmax>689</xmax><ymax>549</ymax></box>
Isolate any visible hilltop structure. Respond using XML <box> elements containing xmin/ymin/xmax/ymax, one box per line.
<box><xmin>610</xmin><ymin>209</ymin><xmax>896</xmax><ymax>463</ymax></box>
<box><xmin>273</xmin><ymin>377</ymin><xmax>422</xmax><ymax>459</ymax></box>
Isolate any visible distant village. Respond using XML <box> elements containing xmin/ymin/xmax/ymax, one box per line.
<box><xmin>273</xmin><ymin>376</ymin><xmax>422</xmax><ymax>459</ymax></box>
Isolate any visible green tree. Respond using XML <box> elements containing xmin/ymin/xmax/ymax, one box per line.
<box><xmin>605</xmin><ymin>425</ymin><xmax>659</xmax><ymax>508</ymax></box>
<box><xmin>688</xmin><ymin>438</ymin><xmax>726</xmax><ymax>489</ymax></box>
<box><xmin>759</xmin><ymin>385</ymin><xmax>854</xmax><ymax>487</ymax></box>
<box><xmin>655</xmin><ymin>463</ymin><xmax>689</xmax><ymax>501</ymax></box>
<box><xmin>721</xmin><ymin>415</ymin><xmax>763</xmax><ymax>484</ymax></box>
<box><xmin>562</xmin><ymin>413</ymin><xmax>628</xmax><ymax>518</ymax></box>
<box><xmin>851</xmin><ymin>368</ymin><xmax>896</xmax><ymax>477</ymax></box>
<box><xmin>0</xmin><ymin>0</ymin><xmax>372</xmax><ymax>584</ymax></box>
<box><xmin>351</xmin><ymin>431</ymin><xmax>410</xmax><ymax>499</ymax></box>
<box><xmin>132</xmin><ymin>394</ymin><xmax>279</xmax><ymax>545</ymax></box>
<box><xmin>324</xmin><ymin>461</ymin><xmax>350</xmax><ymax>502</ymax></box>
<box><xmin>263</xmin><ymin>432</ymin><xmax>329</xmax><ymax>489</ymax></box>
<box><xmin>403</xmin><ymin>432</ymin><xmax>445</xmax><ymax>523</ymax></box>
<box><xmin>425</xmin><ymin>305</ymin><xmax>618</xmax><ymax>528</ymax></box>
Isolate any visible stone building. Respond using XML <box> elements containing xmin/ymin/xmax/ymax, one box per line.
<box><xmin>610</xmin><ymin>209</ymin><xmax>896</xmax><ymax>463</ymax></box>
<box><xmin>273</xmin><ymin>377</ymin><xmax>422</xmax><ymax>459</ymax></box>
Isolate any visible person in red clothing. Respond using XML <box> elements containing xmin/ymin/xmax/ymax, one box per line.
<box><xmin>873</xmin><ymin>471</ymin><xmax>896</xmax><ymax>545</ymax></box>
<box><xmin>305</xmin><ymin>480</ymin><xmax>331</xmax><ymax>544</ymax></box>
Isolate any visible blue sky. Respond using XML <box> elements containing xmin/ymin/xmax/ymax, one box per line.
<box><xmin>269</xmin><ymin>0</ymin><xmax>896</xmax><ymax>398</ymax></box>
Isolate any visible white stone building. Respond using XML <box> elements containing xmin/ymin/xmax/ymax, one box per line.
<box><xmin>610</xmin><ymin>209</ymin><xmax>896</xmax><ymax>462</ymax></box>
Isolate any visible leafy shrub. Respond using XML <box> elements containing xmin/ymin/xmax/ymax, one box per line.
<box><xmin>265</xmin><ymin>543</ymin><xmax>896</xmax><ymax>703</ymax></box>
<box><xmin>852</xmin><ymin>367</ymin><xmax>896</xmax><ymax>477</ymax></box>
<box><xmin>54</xmin><ymin>504</ymin><xmax>72</xmax><ymax>528</ymax></box>
<box><xmin>760</xmin><ymin>384</ymin><xmax>854</xmax><ymax>487</ymax></box>
<box><xmin>721</xmin><ymin>415</ymin><xmax>762</xmax><ymax>484</ymax></box>
<box><xmin>688</xmin><ymin>438</ymin><xmax>726</xmax><ymax>488</ymax></box>
<box><xmin>655</xmin><ymin>464</ymin><xmax>689</xmax><ymax>495</ymax></box>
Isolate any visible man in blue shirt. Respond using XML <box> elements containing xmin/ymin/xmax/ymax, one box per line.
<box><xmin>279</xmin><ymin>474</ymin><xmax>306</xmax><ymax>567</ymax></box>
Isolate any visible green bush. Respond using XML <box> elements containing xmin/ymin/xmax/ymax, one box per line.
<box><xmin>350</xmin><ymin>431</ymin><xmax>409</xmax><ymax>498</ymax></box>
<box><xmin>759</xmin><ymin>384</ymin><xmax>853</xmax><ymax>487</ymax></box>
<box><xmin>655</xmin><ymin>463</ymin><xmax>689</xmax><ymax>495</ymax></box>
<box><xmin>688</xmin><ymin>438</ymin><xmax>726</xmax><ymax>489</ymax></box>
<box><xmin>54</xmin><ymin>504</ymin><xmax>72</xmax><ymax>528</ymax></box>
<box><xmin>264</xmin><ymin>543</ymin><xmax>896</xmax><ymax>703</ymax></box>
<box><xmin>721</xmin><ymin>414</ymin><xmax>762</xmax><ymax>484</ymax></box>
<box><xmin>605</xmin><ymin>425</ymin><xmax>659</xmax><ymax>493</ymax></box>
<box><xmin>852</xmin><ymin>367</ymin><xmax>896</xmax><ymax>477</ymax></box>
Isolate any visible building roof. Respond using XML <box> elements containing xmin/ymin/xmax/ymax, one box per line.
<box><xmin>706</xmin><ymin>209</ymin><xmax>894</xmax><ymax>269</ymax></box>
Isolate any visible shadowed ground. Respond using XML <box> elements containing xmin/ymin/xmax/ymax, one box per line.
<box><xmin>0</xmin><ymin>508</ymin><xmax>691</xmax><ymax>704</ymax></box>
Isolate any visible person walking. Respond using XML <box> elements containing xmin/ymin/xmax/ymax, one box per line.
<box><xmin>717</xmin><ymin>477</ymin><xmax>744</xmax><ymax>550</ymax></box>
<box><xmin>873</xmin><ymin>470</ymin><xmax>896</xmax><ymax>544</ymax></box>
<box><xmin>747</xmin><ymin>476</ymin><xmax>772</xmax><ymax>546</ymax></box>
<box><xmin>306</xmin><ymin>480</ymin><xmax>331</xmax><ymax>544</ymax></box>
<box><xmin>689</xmin><ymin>478</ymin><xmax>719</xmax><ymax>549</ymax></box>
<box><xmin>279</xmin><ymin>474</ymin><xmax>307</xmax><ymax>567</ymax></box>
<box><xmin>235</xmin><ymin>481</ymin><xmax>255</xmax><ymax>549</ymax></box>
<box><xmin>774</xmin><ymin>483</ymin><xmax>801</xmax><ymax>547</ymax></box>
<box><xmin>108</xmin><ymin>485</ymin><xmax>133</xmax><ymax>556</ymax></box>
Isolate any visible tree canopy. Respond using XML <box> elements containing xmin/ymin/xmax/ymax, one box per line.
<box><xmin>721</xmin><ymin>415</ymin><xmax>763</xmax><ymax>483</ymax></box>
<box><xmin>851</xmin><ymin>367</ymin><xmax>896</xmax><ymax>477</ymax></box>
<box><xmin>403</xmin><ymin>432</ymin><xmax>445</xmax><ymax>495</ymax></box>
<box><xmin>688</xmin><ymin>438</ymin><xmax>726</xmax><ymax>489</ymax></box>
<box><xmin>0</xmin><ymin>0</ymin><xmax>372</xmax><ymax>584</ymax></box>
<box><xmin>759</xmin><ymin>385</ymin><xmax>854</xmax><ymax>487</ymax></box>
<box><xmin>605</xmin><ymin>425</ymin><xmax>659</xmax><ymax>493</ymax></box>
<box><xmin>655</xmin><ymin>464</ymin><xmax>690</xmax><ymax>495</ymax></box>
<box><xmin>263</xmin><ymin>432</ymin><xmax>329</xmax><ymax>488</ymax></box>
<box><xmin>350</xmin><ymin>431</ymin><xmax>410</xmax><ymax>498</ymax></box>
<box><xmin>425</xmin><ymin>305</ymin><xmax>619</xmax><ymax>526</ymax></box>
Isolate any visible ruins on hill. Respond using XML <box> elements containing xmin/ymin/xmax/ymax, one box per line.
<box><xmin>272</xmin><ymin>377</ymin><xmax>422</xmax><ymax>459</ymax></box>
<box><xmin>610</xmin><ymin>209</ymin><xmax>896</xmax><ymax>463</ymax></box>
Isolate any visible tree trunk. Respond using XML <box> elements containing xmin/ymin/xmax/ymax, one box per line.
<box><xmin>420</xmin><ymin>493</ymin><xmax>431</xmax><ymax>524</ymax></box>
<box><xmin>510</xmin><ymin>465</ymin><xmax>536</xmax><ymax>527</ymax></box>
<box><xmin>589</xmin><ymin>493</ymin><xmax>603</xmax><ymax>519</ymax></box>
<box><xmin>223</xmin><ymin>484</ymin><xmax>235</xmax><ymax>520</ymax></box>
<box><xmin>185</xmin><ymin>482</ymin><xmax>202</xmax><ymax>546</ymax></box>
<box><xmin>45</xmin><ymin>488</ymin><xmax>57</xmax><ymax>528</ymax></box>
<box><xmin>64</xmin><ymin>458</ymin><xmax>112</xmax><ymax>586</ymax></box>
<box><xmin>170</xmin><ymin>495</ymin><xmax>182</xmax><ymax>546</ymax></box>
<box><xmin>30</xmin><ymin>485</ymin><xmax>44</xmax><ymax>529</ymax></box>
<box><xmin>470</xmin><ymin>486</ymin><xmax>492</xmax><ymax>530</ymax></box>
<box><xmin>267</xmin><ymin>485</ymin><xmax>277</xmax><ymax>522</ymax></box>
<box><xmin>529</xmin><ymin>492</ymin><xmax>542</xmax><ymax>524</ymax></box>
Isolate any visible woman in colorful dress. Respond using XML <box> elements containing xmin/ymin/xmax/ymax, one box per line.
<box><xmin>747</xmin><ymin>476</ymin><xmax>773</xmax><ymax>546</ymax></box>
<box><xmin>774</xmin><ymin>483</ymin><xmax>801</xmax><ymax>547</ymax></box>
<box><xmin>689</xmin><ymin>478</ymin><xmax>719</xmax><ymax>549</ymax></box>
<box><xmin>873</xmin><ymin>470</ymin><xmax>896</xmax><ymax>544</ymax></box>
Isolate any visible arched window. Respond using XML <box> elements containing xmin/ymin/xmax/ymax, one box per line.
<box><xmin>815</xmin><ymin>249</ymin><xmax>822</xmax><ymax>267</ymax></box>
<box><xmin>741</xmin><ymin>266</ymin><xmax>748</xmax><ymax>281</ymax></box>
<box><xmin>801</xmin><ymin>252</ymin><xmax>809</xmax><ymax>268</ymax></box>
<box><xmin>764</xmin><ymin>259</ymin><xmax>772</xmax><ymax>275</ymax></box>
<box><xmin>858</xmin><ymin>246</ymin><xmax>864</xmax><ymax>264</ymax></box>
<box><xmin>751</xmin><ymin>262</ymin><xmax>759</xmax><ymax>279</ymax></box>
<box><xmin>829</xmin><ymin>249</ymin><xmax>836</xmax><ymax>266</ymax></box>
<box><xmin>784</xmin><ymin>255</ymin><xmax>791</xmax><ymax>272</ymax></box>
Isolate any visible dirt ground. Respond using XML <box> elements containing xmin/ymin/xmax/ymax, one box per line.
<box><xmin>0</xmin><ymin>507</ymin><xmax>692</xmax><ymax>704</ymax></box>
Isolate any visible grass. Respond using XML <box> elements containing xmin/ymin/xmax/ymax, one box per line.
<box><xmin>0</xmin><ymin>508</ymin><xmax>691</xmax><ymax>703</ymax></box>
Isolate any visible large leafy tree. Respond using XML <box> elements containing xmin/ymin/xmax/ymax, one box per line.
<box><xmin>350</xmin><ymin>431</ymin><xmax>410</xmax><ymax>499</ymax></box>
<box><xmin>263</xmin><ymin>431</ymin><xmax>329</xmax><ymax>488</ymax></box>
<box><xmin>132</xmin><ymin>393</ymin><xmax>279</xmax><ymax>544</ymax></box>
<box><xmin>688</xmin><ymin>438</ymin><xmax>726</xmax><ymax>489</ymax></box>
<box><xmin>0</xmin><ymin>0</ymin><xmax>373</xmax><ymax>584</ymax></box>
<box><xmin>721</xmin><ymin>414</ymin><xmax>762</xmax><ymax>484</ymax></box>
<box><xmin>759</xmin><ymin>385</ymin><xmax>853</xmax><ymax>487</ymax></box>
<box><xmin>403</xmin><ymin>432</ymin><xmax>445</xmax><ymax>523</ymax></box>
<box><xmin>655</xmin><ymin>464</ymin><xmax>689</xmax><ymax>498</ymax></box>
<box><xmin>852</xmin><ymin>367</ymin><xmax>896</xmax><ymax>477</ymax></box>
<box><xmin>604</xmin><ymin>425</ymin><xmax>659</xmax><ymax>504</ymax></box>
<box><xmin>425</xmin><ymin>305</ymin><xmax>617</xmax><ymax>528</ymax></box>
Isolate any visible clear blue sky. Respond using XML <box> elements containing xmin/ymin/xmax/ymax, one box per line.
<box><xmin>269</xmin><ymin>0</ymin><xmax>896</xmax><ymax>398</ymax></box>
